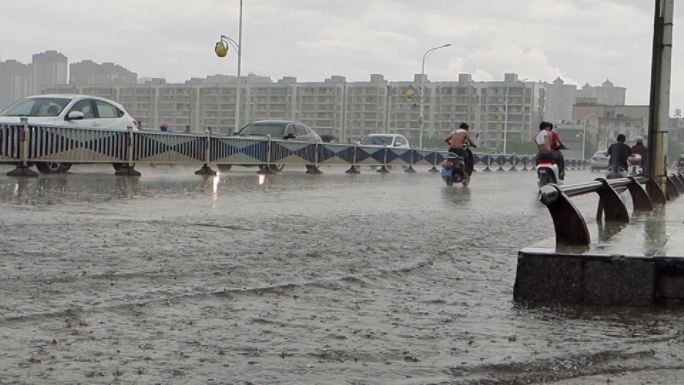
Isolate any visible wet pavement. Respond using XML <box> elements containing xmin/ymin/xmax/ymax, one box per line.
<box><xmin>1</xmin><ymin>164</ymin><xmax>683</xmax><ymax>384</ymax></box>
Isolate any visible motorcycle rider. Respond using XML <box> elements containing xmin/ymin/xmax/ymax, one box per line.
<box><xmin>607</xmin><ymin>133</ymin><xmax>631</xmax><ymax>171</ymax></box>
<box><xmin>445</xmin><ymin>122</ymin><xmax>477</xmax><ymax>176</ymax></box>
<box><xmin>534</xmin><ymin>121</ymin><xmax>553</xmax><ymax>164</ymax></box>
<box><xmin>630</xmin><ymin>137</ymin><xmax>648</xmax><ymax>170</ymax></box>
<box><xmin>549</xmin><ymin>123</ymin><xmax>567</xmax><ymax>181</ymax></box>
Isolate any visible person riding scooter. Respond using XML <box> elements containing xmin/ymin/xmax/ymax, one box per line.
<box><xmin>534</xmin><ymin>121</ymin><xmax>553</xmax><ymax>164</ymax></box>
<box><xmin>607</xmin><ymin>134</ymin><xmax>631</xmax><ymax>177</ymax></box>
<box><xmin>549</xmin><ymin>123</ymin><xmax>567</xmax><ymax>181</ymax></box>
<box><xmin>445</xmin><ymin>122</ymin><xmax>477</xmax><ymax>177</ymax></box>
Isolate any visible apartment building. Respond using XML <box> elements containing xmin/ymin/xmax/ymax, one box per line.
<box><xmin>42</xmin><ymin>72</ymin><xmax>636</xmax><ymax>154</ymax></box>
<box><xmin>477</xmin><ymin>73</ymin><xmax>544</xmax><ymax>151</ymax></box>
<box><xmin>70</xmin><ymin>60</ymin><xmax>137</xmax><ymax>85</ymax></box>
<box><xmin>0</xmin><ymin>60</ymin><xmax>32</xmax><ymax>109</ymax></box>
<box><xmin>32</xmin><ymin>50</ymin><xmax>67</xmax><ymax>94</ymax></box>
<box><xmin>573</xmin><ymin>103</ymin><xmax>649</xmax><ymax>151</ymax></box>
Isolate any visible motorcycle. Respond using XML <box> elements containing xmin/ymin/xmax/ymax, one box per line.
<box><xmin>535</xmin><ymin>156</ymin><xmax>560</xmax><ymax>187</ymax></box>
<box><xmin>441</xmin><ymin>152</ymin><xmax>470</xmax><ymax>187</ymax></box>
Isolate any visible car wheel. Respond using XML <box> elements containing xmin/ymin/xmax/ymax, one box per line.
<box><xmin>271</xmin><ymin>164</ymin><xmax>285</xmax><ymax>172</ymax></box>
<box><xmin>218</xmin><ymin>164</ymin><xmax>233</xmax><ymax>172</ymax></box>
<box><xmin>36</xmin><ymin>162</ymin><xmax>71</xmax><ymax>174</ymax></box>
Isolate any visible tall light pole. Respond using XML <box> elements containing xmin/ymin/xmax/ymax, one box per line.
<box><xmin>418</xmin><ymin>43</ymin><xmax>451</xmax><ymax>149</ymax></box>
<box><xmin>215</xmin><ymin>0</ymin><xmax>243</xmax><ymax>134</ymax></box>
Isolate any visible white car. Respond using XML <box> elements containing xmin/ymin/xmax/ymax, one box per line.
<box><xmin>359</xmin><ymin>134</ymin><xmax>411</xmax><ymax>148</ymax></box>
<box><xmin>0</xmin><ymin>94</ymin><xmax>138</xmax><ymax>131</ymax></box>
<box><xmin>0</xmin><ymin>95</ymin><xmax>138</xmax><ymax>174</ymax></box>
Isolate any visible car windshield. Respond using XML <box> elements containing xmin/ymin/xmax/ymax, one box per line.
<box><xmin>0</xmin><ymin>97</ymin><xmax>71</xmax><ymax>117</ymax></box>
<box><xmin>239</xmin><ymin>123</ymin><xmax>286</xmax><ymax>137</ymax></box>
<box><xmin>361</xmin><ymin>136</ymin><xmax>393</xmax><ymax>145</ymax></box>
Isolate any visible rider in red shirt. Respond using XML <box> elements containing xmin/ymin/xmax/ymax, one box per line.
<box><xmin>549</xmin><ymin>124</ymin><xmax>567</xmax><ymax>181</ymax></box>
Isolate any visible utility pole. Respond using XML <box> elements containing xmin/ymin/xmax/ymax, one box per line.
<box><xmin>647</xmin><ymin>0</ymin><xmax>674</xmax><ymax>194</ymax></box>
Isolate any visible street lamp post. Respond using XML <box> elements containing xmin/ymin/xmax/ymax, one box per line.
<box><xmin>418</xmin><ymin>43</ymin><xmax>451</xmax><ymax>149</ymax></box>
<box><xmin>215</xmin><ymin>0</ymin><xmax>243</xmax><ymax>134</ymax></box>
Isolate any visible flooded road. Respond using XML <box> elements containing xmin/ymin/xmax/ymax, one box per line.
<box><xmin>0</xmin><ymin>165</ymin><xmax>682</xmax><ymax>384</ymax></box>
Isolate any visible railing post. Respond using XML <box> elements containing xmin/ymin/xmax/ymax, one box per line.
<box><xmin>345</xmin><ymin>144</ymin><xmax>360</xmax><ymax>174</ymax></box>
<box><xmin>538</xmin><ymin>184</ymin><xmax>591</xmax><ymax>248</ymax></box>
<box><xmin>377</xmin><ymin>145</ymin><xmax>390</xmax><ymax>173</ymax></box>
<box><xmin>595</xmin><ymin>178</ymin><xmax>630</xmax><ymax>223</ymax></box>
<box><xmin>508</xmin><ymin>155</ymin><xmax>518</xmax><ymax>171</ymax></box>
<box><xmin>428</xmin><ymin>150</ymin><xmax>439</xmax><ymax>173</ymax></box>
<box><xmin>483</xmin><ymin>155</ymin><xmax>492</xmax><ymax>172</ymax></box>
<box><xmin>627</xmin><ymin>177</ymin><xmax>654</xmax><ymax>212</ymax></box>
<box><xmin>646</xmin><ymin>177</ymin><xmax>667</xmax><ymax>204</ymax></box>
<box><xmin>115</xmin><ymin>126</ymin><xmax>141</xmax><ymax>176</ymax></box>
<box><xmin>195</xmin><ymin>130</ymin><xmax>216</xmax><ymax>176</ymax></box>
<box><xmin>7</xmin><ymin>118</ymin><xmax>38</xmax><ymax>177</ymax></box>
<box><xmin>306</xmin><ymin>143</ymin><xmax>322</xmax><ymax>174</ymax></box>
<box><xmin>405</xmin><ymin>149</ymin><xmax>416</xmax><ymax>173</ymax></box>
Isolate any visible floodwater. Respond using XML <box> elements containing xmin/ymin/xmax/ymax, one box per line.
<box><xmin>0</xmin><ymin>164</ymin><xmax>682</xmax><ymax>385</ymax></box>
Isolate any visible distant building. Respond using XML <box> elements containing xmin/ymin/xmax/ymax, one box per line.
<box><xmin>70</xmin><ymin>60</ymin><xmax>137</xmax><ymax>85</ymax></box>
<box><xmin>31</xmin><ymin>50</ymin><xmax>67</xmax><ymax>94</ymax></box>
<box><xmin>573</xmin><ymin>103</ymin><xmax>649</xmax><ymax>151</ymax></box>
<box><xmin>42</xmin><ymin>72</ymin><xmax>631</xmax><ymax>153</ymax></box>
<box><xmin>543</xmin><ymin>77</ymin><xmax>577</xmax><ymax>123</ymax></box>
<box><xmin>0</xmin><ymin>59</ymin><xmax>32</xmax><ymax>109</ymax></box>
<box><xmin>577</xmin><ymin>79</ymin><xmax>626</xmax><ymax>106</ymax></box>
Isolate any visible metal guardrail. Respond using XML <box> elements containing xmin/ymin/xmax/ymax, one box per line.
<box><xmin>1</xmin><ymin>121</ymin><xmax>590</xmax><ymax>176</ymax></box>
<box><xmin>538</xmin><ymin>174</ymin><xmax>684</xmax><ymax>248</ymax></box>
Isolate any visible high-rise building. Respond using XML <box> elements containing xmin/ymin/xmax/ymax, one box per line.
<box><xmin>476</xmin><ymin>73</ymin><xmax>544</xmax><ymax>151</ymax></box>
<box><xmin>31</xmin><ymin>50</ymin><xmax>67</xmax><ymax>93</ymax></box>
<box><xmin>543</xmin><ymin>77</ymin><xmax>577</xmax><ymax>123</ymax></box>
<box><xmin>70</xmin><ymin>60</ymin><xmax>137</xmax><ymax>85</ymax></box>
<box><xmin>577</xmin><ymin>79</ymin><xmax>626</xmax><ymax>106</ymax></box>
<box><xmin>0</xmin><ymin>59</ymin><xmax>32</xmax><ymax>109</ymax></box>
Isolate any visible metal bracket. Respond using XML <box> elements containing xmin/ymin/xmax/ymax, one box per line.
<box><xmin>671</xmin><ymin>174</ymin><xmax>684</xmax><ymax>193</ymax></box>
<box><xmin>539</xmin><ymin>185</ymin><xmax>590</xmax><ymax>248</ymax></box>
<box><xmin>627</xmin><ymin>177</ymin><xmax>654</xmax><ymax>212</ymax></box>
<box><xmin>646</xmin><ymin>178</ymin><xmax>667</xmax><ymax>204</ymax></box>
<box><xmin>595</xmin><ymin>178</ymin><xmax>629</xmax><ymax>223</ymax></box>
<box><xmin>666</xmin><ymin>176</ymin><xmax>680</xmax><ymax>200</ymax></box>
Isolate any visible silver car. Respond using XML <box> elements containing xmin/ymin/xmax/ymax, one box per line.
<box><xmin>590</xmin><ymin>150</ymin><xmax>610</xmax><ymax>170</ymax></box>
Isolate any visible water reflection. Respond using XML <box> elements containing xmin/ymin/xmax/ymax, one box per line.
<box><xmin>441</xmin><ymin>186</ymin><xmax>471</xmax><ymax>207</ymax></box>
<box><xmin>643</xmin><ymin>207</ymin><xmax>668</xmax><ymax>256</ymax></box>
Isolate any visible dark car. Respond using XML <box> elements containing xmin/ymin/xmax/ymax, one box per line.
<box><xmin>235</xmin><ymin>120</ymin><xmax>323</xmax><ymax>143</ymax></box>
<box><xmin>220</xmin><ymin>120</ymin><xmax>327</xmax><ymax>172</ymax></box>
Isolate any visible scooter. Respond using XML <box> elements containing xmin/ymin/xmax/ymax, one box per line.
<box><xmin>606</xmin><ymin>165</ymin><xmax>628</xmax><ymax>179</ymax></box>
<box><xmin>628</xmin><ymin>154</ymin><xmax>642</xmax><ymax>175</ymax></box>
<box><xmin>535</xmin><ymin>158</ymin><xmax>560</xmax><ymax>187</ymax></box>
<box><xmin>441</xmin><ymin>153</ymin><xmax>470</xmax><ymax>187</ymax></box>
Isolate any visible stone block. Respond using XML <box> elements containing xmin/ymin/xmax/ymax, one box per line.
<box><xmin>514</xmin><ymin>252</ymin><xmax>583</xmax><ymax>304</ymax></box>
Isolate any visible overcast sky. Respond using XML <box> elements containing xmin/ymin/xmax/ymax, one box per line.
<box><xmin>2</xmin><ymin>0</ymin><xmax>683</xmax><ymax>112</ymax></box>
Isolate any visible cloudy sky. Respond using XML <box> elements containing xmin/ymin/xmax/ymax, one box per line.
<box><xmin>2</xmin><ymin>0</ymin><xmax>683</xmax><ymax>111</ymax></box>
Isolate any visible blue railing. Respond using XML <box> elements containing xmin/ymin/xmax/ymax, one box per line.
<box><xmin>1</xmin><ymin>121</ymin><xmax>589</xmax><ymax>175</ymax></box>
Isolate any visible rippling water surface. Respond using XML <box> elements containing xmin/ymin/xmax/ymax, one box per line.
<box><xmin>0</xmin><ymin>165</ymin><xmax>682</xmax><ymax>384</ymax></box>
